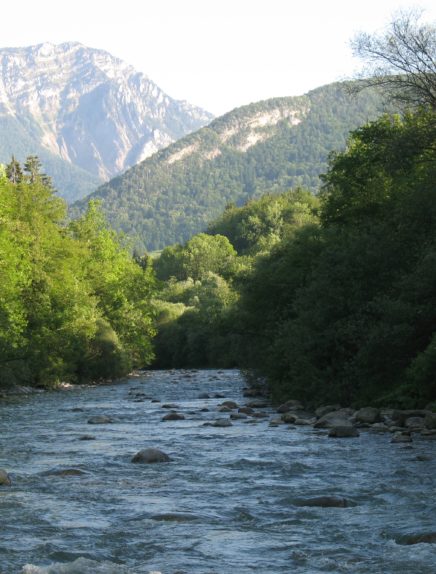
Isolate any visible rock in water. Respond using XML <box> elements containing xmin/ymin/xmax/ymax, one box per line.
<box><xmin>328</xmin><ymin>426</ymin><xmax>360</xmax><ymax>438</ymax></box>
<box><xmin>391</xmin><ymin>432</ymin><xmax>412</xmax><ymax>443</ymax></box>
<box><xmin>162</xmin><ymin>412</ymin><xmax>185</xmax><ymax>421</ymax></box>
<box><xmin>355</xmin><ymin>407</ymin><xmax>381</xmax><ymax>424</ymax></box>
<box><xmin>131</xmin><ymin>448</ymin><xmax>171</xmax><ymax>464</ymax></box>
<box><xmin>0</xmin><ymin>469</ymin><xmax>11</xmax><ymax>486</ymax></box>
<box><xmin>296</xmin><ymin>496</ymin><xmax>352</xmax><ymax>508</ymax></box>
<box><xmin>87</xmin><ymin>415</ymin><xmax>113</xmax><ymax>424</ymax></box>
<box><xmin>396</xmin><ymin>532</ymin><xmax>436</xmax><ymax>545</ymax></box>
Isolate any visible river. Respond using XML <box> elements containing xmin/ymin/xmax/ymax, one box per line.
<box><xmin>0</xmin><ymin>369</ymin><xmax>435</xmax><ymax>573</ymax></box>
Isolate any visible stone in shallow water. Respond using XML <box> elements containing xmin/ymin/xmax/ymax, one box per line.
<box><xmin>295</xmin><ymin>496</ymin><xmax>353</xmax><ymax>508</ymax></box>
<box><xmin>162</xmin><ymin>412</ymin><xmax>185</xmax><ymax>421</ymax></box>
<box><xmin>396</xmin><ymin>532</ymin><xmax>436</xmax><ymax>545</ymax></box>
<box><xmin>45</xmin><ymin>468</ymin><xmax>87</xmax><ymax>477</ymax></box>
<box><xmin>205</xmin><ymin>419</ymin><xmax>232</xmax><ymax>428</ymax></box>
<box><xmin>391</xmin><ymin>432</ymin><xmax>412</xmax><ymax>443</ymax></box>
<box><xmin>328</xmin><ymin>426</ymin><xmax>360</xmax><ymax>438</ymax></box>
<box><xmin>87</xmin><ymin>415</ymin><xmax>113</xmax><ymax>424</ymax></box>
<box><xmin>220</xmin><ymin>400</ymin><xmax>238</xmax><ymax>409</ymax></box>
<box><xmin>0</xmin><ymin>469</ymin><xmax>11</xmax><ymax>486</ymax></box>
<box><xmin>131</xmin><ymin>448</ymin><xmax>171</xmax><ymax>464</ymax></box>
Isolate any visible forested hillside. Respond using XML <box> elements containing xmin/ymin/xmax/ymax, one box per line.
<box><xmin>72</xmin><ymin>82</ymin><xmax>388</xmax><ymax>250</ymax></box>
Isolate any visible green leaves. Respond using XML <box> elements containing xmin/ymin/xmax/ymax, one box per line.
<box><xmin>0</xmin><ymin>165</ymin><xmax>156</xmax><ymax>388</ymax></box>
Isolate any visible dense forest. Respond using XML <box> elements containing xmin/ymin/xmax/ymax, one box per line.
<box><xmin>152</xmin><ymin>108</ymin><xmax>436</xmax><ymax>408</ymax></box>
<box><xmin>0</xmin><ymin>158</ymin><xmax>155</xmax><ymax>388</ymax></box>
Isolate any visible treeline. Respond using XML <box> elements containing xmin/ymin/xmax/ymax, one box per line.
<box><xmin>0</xmin><ymin>158</ymin><xmax>155</xmax><ymax>388</ymax></box>
<box><xmin>152</xmin><ymin>109</ymin><xmax>436</xmax><ymax>407</ymax></box>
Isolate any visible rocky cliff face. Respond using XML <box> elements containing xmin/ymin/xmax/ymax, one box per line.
<box><xmin>0</xmin><ymin>42</ymin><xmax>213</xmax><ymax>194</ymax></box>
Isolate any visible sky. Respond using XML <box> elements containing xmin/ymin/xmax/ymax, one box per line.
<box><xmin>1</xmin><ymin>0</ymin><xmax>436</xmax><ymax>116</ymax></box>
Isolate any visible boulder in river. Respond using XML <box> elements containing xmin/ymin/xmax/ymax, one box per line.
<box><xmin>295</xmin><ymin>496</ymin><xmax>353</xmax><ymax>508</ymax></box>
<box><xmin>220</xmin><ymin>400</ymin><xmax>238</xmax><ymax>409</ymax></box>
<box><xmin>210</xmin><ymin>419</ymin><xmax>233</xmax><ymax>428</ymax></box>
<box><xmin>405</xmin><ymin>416</ymin><xmax>425</xmax><ymax>429</ymax></box>
<box><xmin>314</xmin><ymin>411</ymin><xmax>353</xmax><ymax>429</ymax></box>
<box><xmin>395</xmin><ymin>532</ymin><xmax>436</xmax><ymax>545</ymax></box>
<box><xmin>391</xmin><ymin>432</ymin><xmax>412</xmax><ymax>443</ymax></box>
<box><xmin>355</xmin><ymin>407</ymin><xmax>381</xmax><ymax>424</ymax></box>
<box><xmin>0</xmin><ymin>469</ymin><xmax>11</xmax><ymax>486</ymax></box>
<box><xmin>239</xmin><ymin>406</ymin><xmax>254</xmax><ymax>415</ymax></box>
<box><xmin>88</xmin><ymin>415</ymin><xmax>113</xmax><ymax>424</ymax></box>
<box><xmin>315</xmin><ymin>404</ymin><xmax>341</xmax><ymax>418</ymax></box>
<box><xmin>425</xmin><ymin>412</ymin><xmax>436</xmax><ymax>430</ymax></box>
<box><xmin>162</xmin><ymin>412</ymin><xmax>185</xmax><ymax>421</ymax></box>
<box><xmin>277</xmin><ymin>399</ymin><xmax>304</xmax><ymax>413</ymax></box>
<box><xmin>132</xmin><ymin>448</ymin><xmax>171</xmax><ymax>464</ymax></box>
<box><xmin>328</xmin><ymin>426</ymin><xmax>360</xmax><ymax>438</ymax></box>
<box><xmin>45</xmin><ymin>468</ymin><xmax>87</xmax><ymax>477</ymax></box>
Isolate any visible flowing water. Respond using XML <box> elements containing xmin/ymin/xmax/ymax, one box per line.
<box><xmin>0</xmin><ymin>369</ymin><xmax>435</xmax><ymax>574</ymax></box>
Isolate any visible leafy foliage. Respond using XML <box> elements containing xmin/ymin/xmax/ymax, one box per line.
<box><xmin>237</xmin><ymin>110</ymin><xmax>436</xmax><ymax>407</ymax></box>
<box><xmin>0</xmin><ymin>161</ymin><xmax>156</xmax><ymax>388</ymax></box>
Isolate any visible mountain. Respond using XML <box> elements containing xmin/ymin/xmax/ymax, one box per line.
<box><xmin>0</xmin><ymin>42</ymin><xmax>213</xmax><ymax>201</ymax></box>
<box><xmin>71</xmin><ymin>82</ymin><xmax>389</xmax><ymax>250</ymax></box>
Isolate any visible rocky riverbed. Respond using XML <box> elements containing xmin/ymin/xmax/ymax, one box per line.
<box><xmin>0</xmin><ymin>369</ymin><xmax>435</xmax><ymax>573</ymax></box>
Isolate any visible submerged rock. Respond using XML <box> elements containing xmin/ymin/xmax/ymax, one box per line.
<box><xmin>425</xmin><ymin>412</ymin><xmax>436</xmax><ymax>430</ymax></box>
<box><xmin>162</xmin><ymin>412</ymin><xmax>185</xmax><ymax>421</ymax></box>
<box><xmin>220</xmin><ymin>400</ymin><xmax>238</xmax><ymax>409</ymax></box>
<box><xmin>0</xmin><ymin>469</ymin><xmax>11</xmax><ymax>486</ymax></box>
<box><xmin>314</xmin><ymin>412</ymin><xmax>353</xmax><ymax>429</ymax></box>
<box><xmin>396</xmin><ymin>532</ymin><xmax>436</xmax><ymax>545</ymax></box>
<box><xmin>277</xmin><ymin>400</ymin><xmax>304</xmax><ymax>413</ymax></box>
<box><xmin>296</xmin><ymin>496</ymin><xmax>353</xmax><ymax>508</ymax></box>
<box><xmin>45</xmin><ymin>468</ymin><xmax>87</xmax><ymax>477</ymax></box>
<box><xmin>87</xmin><ymin>415</ymin><xmax>113</xmax><ymax>424</ymax></box>
<box><xmin>150</xmin><ymin>512</ymin><xmax>199</xmax><ymax>522</ymax></box>
<box><xmin>210</xmin><ymin>419</ymin><xmax>232</xmax><ymax>427</ymax></box>
<box><xmin>315</xmin><ymin>404</ymin><xmax>342</xmax><ymax>418</ymax></box>
<box><xmin>239</xmin><ymin>406</ymin><xmax>254</xmax><ymax>415</ymax></box>
<box><xmin>328</xmin><ymin>426</ymin><xmax>360</xmax><ymax>438</ymax></box>
<box><xmin>391</xmin><ymin>432</ymin><xmax>412</xmax><ymax>443</ymax></box>
<box><xmin>132</xmin><ymin>448</ymin><xmax>171</xmax><ymax>464</ymax></box>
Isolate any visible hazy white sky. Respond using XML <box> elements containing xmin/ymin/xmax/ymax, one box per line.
<box><xmin>2</xmin><ymin>0</ymin><xmax>436</xmax><ymax>115</ymax></box>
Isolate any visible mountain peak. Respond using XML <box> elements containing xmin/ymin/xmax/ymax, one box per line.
<box><xmin>0</xmin><ymin>42</ymin><xmax>213</xmax><ymax>196</ymax></box>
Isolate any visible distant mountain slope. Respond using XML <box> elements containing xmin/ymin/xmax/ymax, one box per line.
<box><xmin>72</xmin><ymin>82</ymin><xmax>388</xmax><ymax>250</ymax></box>
<box><xmin>0</xmin><ymin>42</ymin><xmax>213</xmax><ymax>200</ymax></box>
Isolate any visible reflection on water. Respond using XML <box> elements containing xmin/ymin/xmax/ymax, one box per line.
<box><xmin>0</xmin><ymin>370</ymin><xmax>435</xmax><ymax>573</ymax></box>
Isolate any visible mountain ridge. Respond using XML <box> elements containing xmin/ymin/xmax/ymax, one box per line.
<box><xmin>0</xmin><ymin>42</ymin><xmax>213</xmax><ymax>200</ymax></box>
<box><xmin>72</xmin><ymin>81</ymin><xmax>387</xmax><ymax>250</ymax></box>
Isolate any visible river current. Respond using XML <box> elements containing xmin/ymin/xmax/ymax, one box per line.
<box><xmin>0</xmin><ymin>369</ymin><xmax>435</xmax><ymax>574</ymax></box>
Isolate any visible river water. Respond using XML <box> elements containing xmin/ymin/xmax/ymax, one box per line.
<box><xmin>0</xmin><ymin>369</ymin><xmax>435</xmax><ymax>574</ymax></box>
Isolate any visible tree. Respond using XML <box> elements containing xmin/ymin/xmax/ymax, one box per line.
<box><xmin>5</xmin><ymin>156</ymin><xmax>23</xmax><ymax>184</ymax></box>
<box><xmin>351</xmin><ymin>9</ymin><xmax>436</xmax><ymax>110</ymax></box>
<box><xmin>24</xmin><ymin>155</ymin><xmax>53</xmax><ymax>188</ymax></box>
